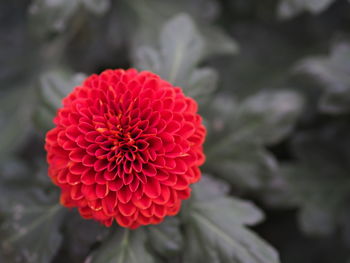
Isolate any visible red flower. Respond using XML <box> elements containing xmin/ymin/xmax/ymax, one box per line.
<box><xmin>45</xmin><ymin>69</ymin><xmax>206</xmax><ymax>228</ymax></box>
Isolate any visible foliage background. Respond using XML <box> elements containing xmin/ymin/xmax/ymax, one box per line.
<box><xmin>1</xmin><ymin>0</ymin><xmax>350</xmax><ymax>262</ymax></box>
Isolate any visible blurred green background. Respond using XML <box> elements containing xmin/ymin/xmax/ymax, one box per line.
<box><xmin>1</xmin><ymin>0</ymin><xmax>350</xmax><ymax>262</ymax></box>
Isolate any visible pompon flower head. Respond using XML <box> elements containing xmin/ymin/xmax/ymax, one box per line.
<box><xmin>45</xmin><ymin>69</ymin><xmax>206</xmax><ymax>229</ymax></box>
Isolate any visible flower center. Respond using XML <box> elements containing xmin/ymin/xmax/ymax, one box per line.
<box><xmin>95</xmin><ymin>122</ymin><xmax>142</xmax><ymax>166</ymax></box>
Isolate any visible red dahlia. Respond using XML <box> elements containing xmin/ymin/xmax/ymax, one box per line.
<box><xmin>45</xmin><ymin>69</ymin><xmax>206</xmax><ymax>228</ymax></box>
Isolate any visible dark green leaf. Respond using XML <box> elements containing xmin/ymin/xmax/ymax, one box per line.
<box><xmin>277</xmin><ymin>0</ymin><xmax>335</xmax><ymax>19</ymax></box>
<box><xmin>134</xmin><ymin>47</ymin><xmax>161</xmax><ymax>74</ymax></box>
<box><xmin>134</xmin><ymin>14</ymin><xmax>219</xmax><ymax>104</ymax></box>
<box><xmin>29</xmin><ymin>0</ymin><xmax>80</xmax><ymax>35</ymax></box>
<box><xmin>189</xmin><ymin>175</ymin><xmax>231</xmax><ymax>202</ymax></box>
<box><xmin>235</xmin><ymin>90</ymin><xmax>304</xmax><ymax>145</ymax></box>
<box><xmin>205</xmin><ymin>91</ymin><xmax>302</xmax><ymax>192</ymax></box>
<box><xmin>35</xmin><ymin>69</ymin><xmax>86</xmax><ymax>131</ymax></box>
<box><xmin>299</xmin><ymin>203</ymin><xmax>337</xmax><ymax>236</ymax></box>
<box><xmin>182</xmin><ymin>176</ymin><xmax>280</xmax><ymax>263</ymax></box>
<box><xmin>0</xmin><ymin>186</ymin><xmax>64</xmax><ymax>263</ymax></box>
<box><xmin>127</xmin><ymin>0</ymin><xmax>237</xmax><ymax>59</ymax></box>
<box><xmin>276</xmin><ymin>124</ymin><xmax>350</xmax><ymax>236</ymax></box>
<box><xmin>206</xmin><ymin>142</ymin><xmax>278</xmax><ymax>191</ymax></box>
<box><xmin>90</xmin><ymin>229</ymin><xmax>155</xmax><ymax>263</ymax></box>
<box><xmin>146</xmin><ymin>217</ymin><xmax>182</xmax><ymax>256</ymax></box>
<box><xmin>297</xmin><ymin>42</ymin><xmax>350</xmax><ymax>114</ymax></box>
<box><xmin>199</xmin><ymin>25</ymin><xmax>239</xmax><ymax>57</ymax></box>
<box><xmin>279</xmin><ymin>164</ymin><xmax>348</xmax><ymax>236</ymax></box>
<box><xmin>188</xmin><ymin>68</ymin><xmax>218</xmax><ymax>104</ymax></box>
<box><xmin>0</xmin><ymin>87</ymin><xmax>35</xmax><ymax>161</ymax></box>
<box><xmin>63</xmin><ymin>211</ymin><xmax>110</xmax><ymax>263</ymax></box>
<box><xmin>82</xmin><ymin>0</ymin><xmax>111</xmax><ymax>15</ymax></box>
<box><xmin>159</xmin><ymin>13</ymin><xmax>204</xmax><ymax>86</ymax></box>
<box><xmin>206</xmin><ymin>91</ymin><xmax>303</xmax><ymax>147</ymax></box>
<box><xmin>39</xmin><ymin>70</ymin><xmax>86</xmax><ymax>111</ymax></box>
<box><xmin>29</xmin><ymin>0</ymin><xmax>110</xmax><ymax>37</ymax></box>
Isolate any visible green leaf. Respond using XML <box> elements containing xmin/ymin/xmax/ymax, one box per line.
<box><xmin>204</xmin><ymin>91</ymin><xmax>302</xmax><ymax>192</ymax></box>
<box><xmin>29</xmin><ymin>0</ymin><xmax>80</xmax><ymax>35</ymax></box>
<box><xmin>299</xmin><ymin>203</ymin><xmax>338</xmax><ymax>236</ymax></box>
<box><xmin>134</xmin><ymin>47</ymin><xmax>161</xmax><ymax>74</ymax></box>
<box><xmin>127</xmin><ymin>0</ymin><xmax>237</xmax><ymax>58</ymax></box>
<box><xmin>280</xmin><ymin>164</ymin><xmax>349</xmax><ymax>236</ymax></box>
<box><xmin>206</xmin><ymin>91</ymin><xmax>303</xmax><ymax>147</ymax></box>
<box><xmin>34</xmin><ymin>69</ymin><xmax>86</xmax><ymax>131</ymax></box>
<box><xmin>63</xmin><ymin>211</ymin><xmax>110</xmax><ymax>263</ymax></box>
<box><xmin>182</xmin><ymin>176</ymin><xmax>280</xmax><ymax>263</ymax></box>
<box><xmin>188</xmin><ymin>68</ymin><xmax>218</xmax><ymax>104</ymax></box>
<box><xmin>190</xmin><ymin>174</ymin><xmax>231</xmax><ymax>202</ymax></box>
<box><xmin>82</xmin><ymin>0</ymin><xmax>111</xmax><ymax>15</ymax></box>
<box><xmin>134</xmin><ymin>14</ymin><xmax>218</xmax><ymax>104</ymax></box>
<box><xmin>199</xmin><ymin>25</ymin><xmax>239</xmax><ymax>57</ymax></box>
<box><xmin>29</xmin><ymin>0</ymin><xmax>110</xmax><ymax>37</ymax></box>
<box><xmin>0</xmin><ymin>185</ymin><xmax>64</xmax><ymax>263</ymax></box>
<box><xmin>0</xmin><ymin>87</ymin><xmax>35</xmax><ymax>161</ymax></box>
<box><xmin>135</xmin><ymin>43</ymin><xmax>220</xmax><ymax>102</ymax></box>
<box><xmin>276</xmin><ymin>124</ymin><xmax>350</xmax><ymax>236</ymax></box>
<box><xmin>206</xmin><ymin>142</ymin><xmax>278</xmax><ymax>191</ymax></box>
<box><xmin>204</xmin><ymin>95</ymin><xmax>238</xmax><ymax>129</ymax></box>
<box><xmin>159</xmin><ymin>13</ymin><xmax>204</xmax><ymax>86</ymax></box>
<box><xmin>146</xmin><ymin>217</ymin><xmax>182</xmax><ymax>257</ymax></box>
<box><xmin>215</xmin><ymin>24</ymin><xmax>304</xmax><ymax>100</ymax></box>
<box><xmin>235</xmin><ymin>90</ymin><xmax>304</xmax><ymax>145</ymax></box>
<box><xmin>39</xmin><ymin>70</ymin><xmax>86</xmax><ymax>111</ymax></box>
<box><xmin>277</xmin><ymin>0</ymin><xmax>335</xmax><ymax>19</ymax></box>
<box><xmin>90</xmin><ymin>229</ymin><xmax>155</xmax><ymax>263</ymax></box>
<box><xmin>296</xmin><ymin>42</ymin><xmax>350</xmax><ymax>114</ymax></box>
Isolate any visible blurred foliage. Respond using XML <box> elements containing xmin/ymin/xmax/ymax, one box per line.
<box><xmin>204</xmin><ymin>91</ymin><xmax>303</xmax><ymax>192</ymax></box>
<box><xmin>277</xmin><ymin>0</ymin><xmax>337</xmax><ymax>19</ymax></box>
<box><xmin>0</xmin><ymin>159</ymin><xmax>64</xmax><ymax>263</ymax></box>
<box><xmin>297</xmin><ymin>42</ymin><xmax>350</xmax><ymax>114</ymax></box>
<box><xmin>1</xmin><ymin>0</ymin><xmax>350</xmax><ymax>262</ymax></box>
<box><xmin>284</xmin><ymin>124</ymin><xmax>350</xmax><ymax>236</ymax></box>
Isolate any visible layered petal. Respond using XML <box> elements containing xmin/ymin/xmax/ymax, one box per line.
<box><xmin>45</xmin><ymin>68</ymin><xmax>206</xmax><ymax>229</ymax></box>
